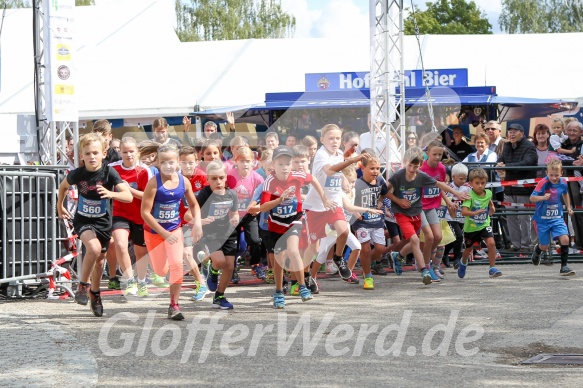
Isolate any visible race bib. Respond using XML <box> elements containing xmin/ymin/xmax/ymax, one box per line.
<box><xmin>325</xmin><ymin>174</ymin><xmax>342</xmax><ymax>190</ymax></box>
<box><xmin>363</xmin><ymin>211</ymin><xmax>381</xmax><ymax>222</ymax></box>
<box><xmin>541</xmin><ymin>203</ymin><xmax>561</xmax><ymax>220</ymax></box>
<box><xmin>401</xmin><ymin>188</ymin><xmax>419</xmax><ymax>203</ymax></box>
<box><xmin>153</xmin><ymin>202</ymin><xmax>180</xmax><ymax>223</ymax></box>
<box><xmin>470</xmin><ymin>207</ymin><xmax>488</xmax><ymax>225</ymax></box>
<box><xmin>237</xmin><ymin>198</ymin><xmax>251</xmax><ymax>212</ymax></box>
<box><xmin>78</xmin><ymin>197</ymin><xmax>107</xmax><ymax>218</ymax></box>
<box><xmin>208</xmin><ymin>201</ymin><xmax>232</xmax><ymax>219</ymax></box>
<box><xmin>423</xmin><ymin>186</ymin><xmax>440</xmax><ymax>198</ymax></box>
<box><xmin>436</xmin><ymin>206</ymin><xmax>447</xmax><ymax>219</ymax></box>
<box><xmin>273</xmin><ymin>198</ymin><xmax>298</xmax><ymax>217</ymax></box>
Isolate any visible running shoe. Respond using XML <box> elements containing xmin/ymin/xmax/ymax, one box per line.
<box><xmin>421</xmin><ymin>269</ymin><xmax>432</xmax><ymax>285</ymax></box>
<box><xmin>342</xmin><ymin>273</ymin><xmax>360</xmax><ymax>284</ymax></box>
<box><xmin>298</xmin><ymin>286</ymin><xmax>313</xmax><ymax>302</ymax></box>
<box><xmin>124</xmin><ymin>279</ymin><xmax>138</xmax><ymax>296</ymax></box>
<box><xmin>307</xmin><ymin>277</ymin><xmax>319</xmax><ymax>294</ymax></box>
<box><xmin>201</xmin><ymin>259</ymin><xmax>211</xmax><ymax>279</ymax></box>
<box><xmin>371</xmin><ymin>262</ymin><xmax>387</xmax><ymax>276</ymax></box>
<box><xmin>428</xmin><ymin>267</ymin><xmax>441</xmax><ymax>282</ymax></box>
<box><xmin>391</xmin><ymin>252</ymin><xmax>403</xmax><ymax>276</ymax></box>
<box><xmin>137</xmin><ymin>282</ymin><xmax>149</xmax><ymax>298</ymax></box>
<box><xmin>319</xmin><ymin>263</ymin><xmax>327</xmax><ymax>273</ymax></box>
<box><xmin>265</xmin><ymin>269</ymin><xmax>275</xmax><ymax>284</ymax></box>
<box><xmin>168</xmin><ymin>304</ymin><xmax>184</xmax><ymax>320</ymax></box>
<box><xmin>212</xmin><ymin>295</ymin><xmax>234</xmax><ymax>310</ymax></box>
<box><xmin>541</xmin><ymin>251</ymin><xmax>554</xmax><ymax>266</ymax></box>
<box><xmin>75</xmin><ymin>283</ymin><xmax>89</xmax><ymax>305</ymax></box>
<box><xmin>531</xmin><ymin>249</ymin><xmax>541</xmax><ymax>266</ymax></box>
<box><xmin>363</xmin><ymin>277</ymin><xmax>374</xmax><ymax>290</ymax></box>
<box><xmin>152</xmin><ymin>274</ymin><xmax>169</xmax><ymax>288</ymax></box>
<box><xmin>197</xmin><ymin>250</ymin><xmax>207</xmax><ymax>264</ymax></box>
<box><xmin>333</xmin><ymin>257</ymin><xmax>352</xmax><ymax>279</ymax></box>
<box><xmin>560</xmin><ymin>266</ymin><xmax>575</xmax><ymax>276</ymax></box>
<box><xmin>89</xmin><ymin>291</ymin><xmax>103</xmax><ymax>317</ymax></box>
<box><xmin>457</xmin><ymin>261</ymin><xmax>468</xmax><ymax>279</ymax></box>
<box><xmin>251</xmin><ymin>265</ymin><xmax>266</xmax><ymax>280</ymax></box>
<box><xmin>326</xmin><ymin>261</ymin><xmax>339</xmax><ymax>274</ymax></box>
<box><xmin>207</xmin><ymin>266</ymin><xmax>219</xmax><ymax>292</ymax></box>
<box><xmin>230</xmin><ymin>267</ymin><xmax>240</xmax><ymax>285</ymax></box>
<box><xmin>290</xmin><ymin>283</ymin><xmax>299</xmax><ymax>296</ymax></box>
<box><xmin>273</xmin><ymin>292</ymin><xmax>285</xmax><ymax>309</ymax></box>
<box><xmin>432</xmin><ymin>266</ymin><xmax>445</xmax><ymax>280</ymax></box>
<box><xmin>108</xmin><ymin>277</ymin><xmax>121</xmax><ymax>290</ymax></box>
<box><xmin>192</xmin><ymin>281</ymin><xmax>210</xmax><ymax>301</ymax></box>
<box><xmin>488</xmin><ymin>267</ymin><xmax>502</xmax><ymax>278</ymax></box>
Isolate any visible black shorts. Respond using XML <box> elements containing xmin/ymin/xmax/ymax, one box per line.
<box><xmin>464</xmin><ymin>226</ymin><xmax>494</xmax><ymax>247</ymax></box>
<box><xmin>384</xmin><ymin>220</ymin><xmax>401</xmax><ymax>239</ymax></box>
<box><xmin>269</xmin><ymin>224</ymin><xmax>303</xmax><ymax>255</ymax></box>
<box><xmin>112</xmin><ymin>217</ymin><xmax>146</xmax><ymax>247</ymax></box>
<box><xmin>203</xmin><ymin>230</ymin><xmax>238</xmax><ymax>257</ymax></box>
<box><xmin>259</xmin><ymin>228</ymin><xmax>273</xmax><ymax>254</ymax></box>
<box><xmin>74</xmin><ymin>223</ymin><xmax>111</xmax><ymax>253</ymax></box>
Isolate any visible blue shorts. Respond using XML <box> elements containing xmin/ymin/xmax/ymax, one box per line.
<box><xmin>535</xmin><ymin>219</ymin><xmax>568</xmax><ymax>246</ymax></box>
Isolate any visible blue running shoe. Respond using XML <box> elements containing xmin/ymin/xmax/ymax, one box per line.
<box><xmin>421</xmin><ymin>269</ymin><xmax>432</xmax><ymax>285</ymax></box>
<box><xmin>391</xmin><ymin>252</ymin><xmax>403</xmax><ymax>276</ymax></box>
<box><xmin>298</xmin><ymin>285</ymin><xmax>313</xmax><ymax>302</ymax></box>
<box><xmin>428</xmin><ymin>267</ymin><xmax>440</xmax><ymax>282</ymax></box>
<box><xmin>273</xmin><ymin>292</ymin><xmax>285</xmax><ymax>309</ymax></box>
<box><xmin>489</xmin><ymin>267</ymin><xmax>502</xmax><ymax>278</ymax></box>
<box><xmin>212</xmin><ymin>295</ymin><xmax>233</xmax><ymax>310</ymax></box>
<box><xmin>206</xmin><ymin>266</ymin><xmax>219</xmax><ymax>292</ymax></box>
<box><xmin>252</xmin><ymin>265</ymin><xmax>266</xmax><ymax>280</ymax></box>
<box><xmin>458</xmin><ymin>261</ymin><xmax>468</xmax><ymax>279</ymax></box>
<box><xmin>192</xmin><ymin>281</ymin><xmax>210</xmax><ymax>301</ymax></box>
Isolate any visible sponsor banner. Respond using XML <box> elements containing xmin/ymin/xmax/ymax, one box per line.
<box><xmin>43</xmin><ymin>0</ymin><xmax>77</xmax><ymax>122</ymax></box>
<box><xmin>305</xmin><ymin>69</ymin><xmax>468</xmax><ymax>92</ymax></box>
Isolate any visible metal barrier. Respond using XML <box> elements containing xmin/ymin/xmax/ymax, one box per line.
<box><xmin>0</xmin><ymin>166</ymin><xmax>70</xmax><ymax>297</ymax></box>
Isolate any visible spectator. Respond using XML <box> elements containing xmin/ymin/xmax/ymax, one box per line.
<box><xmin>285</xmin><ymin>134</ymin><xmax>297</xmax><ymax>147</ymax></box>
<box><xmin>484</xmin><ymin>120</ymin><xmax>506</xmax><ymax>157</ymax></box>
<box><xmin>561</xmin><ymin>120</ymin><xmax>583</xmax><ymax>248</ymax></box>
<box><xmin>152</xmin><ymin>118</ymin><xmax>182</xmax><ymax>148</ymax></box>
<box><xmin>532</xmin><ymin>124</ymin><xmax>554</xmax><ymax>178</ymax></box>
<box><xmin>463</xmin><ymin>133</ymin><xmax>497</xmax><ymax>165</ymax></box>
<box><xmin>342</xmin><ymin>131</ymin><xmax>360</xmax><ymax>160</ymax></box>
<box><xmin>496</xmin><ymin>123</ymin><xmax>538</xmax><ymax>251</ymax></box>
<box><xmin>265</xmin><ymin>132</ymin><xmax>279</xmax><ymax>150</ymax></box>
<box><xmin>406</xmin><ymin>132</ymin><xmax>419</xmax><ymax>149</ymax></box>
<box><xmin>448</xmin><ymin>126</ymin><xmax>474</xmax><ymax>161</ymax></box>
<box><xmin>357</xmin><ymin>113</ymin><xmax>400</xmax><ymax>167</ymax></box>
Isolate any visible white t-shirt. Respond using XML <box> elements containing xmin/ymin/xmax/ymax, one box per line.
<box><xmin>303</xmin><ymin>146</ymin><xmax>344</xmax><ymax>211</ymax></box>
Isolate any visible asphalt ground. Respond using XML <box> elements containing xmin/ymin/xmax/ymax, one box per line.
<box><xmin>1</xmin><ymin>263</ymin><xmax>583</xmax><ymax>387</ymax></box>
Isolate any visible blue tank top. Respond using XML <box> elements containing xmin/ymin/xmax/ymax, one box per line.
<box><xmin>147</xmin><ymin>173</ymin><xmax>185</xmax><ymax>233</ymax></box>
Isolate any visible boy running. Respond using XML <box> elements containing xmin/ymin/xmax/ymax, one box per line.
<box><xmin>457</xmin><ymin>168</ymin><xmax>502</xmax><ymax>279</ymax></box>
<box><xmin>530</xmin><ymin>159</ymin><xmax>575</xmax><ymax>276</ymax></box>
<box><xmin>57</xmin><ymin>133</ymin><xmax>132</xmax><ymax>317</ymax></box>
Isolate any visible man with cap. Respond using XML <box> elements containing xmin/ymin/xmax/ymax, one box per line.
<box><xmin>496</xmin><ymin>123</ymin><xmax>538</xmax><ymax>251</ymax></box>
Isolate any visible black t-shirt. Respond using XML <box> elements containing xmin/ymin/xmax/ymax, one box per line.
<box><xmin>196</xmin><ymin>186</ymin><xmax>238</xmax><ymax>236</ymax></box>
<box><xmin>106</xmin><ymin>147</ymin><xmax>121</xmax><ymax>164</ymax></box>
<box><xmin>67</xmin><ymin>163</ymin><xmax>123</xmax><ymax>229</ymax></box>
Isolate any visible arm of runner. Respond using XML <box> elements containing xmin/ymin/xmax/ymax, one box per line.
<box><xmin>57</xmin><ymin>178</ymin><xmax>72</xmax><ymax>219</ymax></box>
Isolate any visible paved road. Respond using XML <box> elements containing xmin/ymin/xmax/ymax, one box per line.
<box><xmin>1</xmin><ymin>264</ymin><xmax>582</xmax><ymax>387</ymax></box>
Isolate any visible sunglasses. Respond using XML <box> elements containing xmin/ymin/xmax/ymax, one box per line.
<box><xmin>484</xmin><ymin>128</ymin><xmax>497</xmax><ymax>131</ymax></box>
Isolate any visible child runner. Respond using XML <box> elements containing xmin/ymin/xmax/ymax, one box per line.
<box><xmin>197</xmin><ymin>161</ymin><xmax>240</xmax><ymax>309</ymax></box>
<box><xmin>303</xmin><ymin>124</ymin><xmax>367</xmax><ymax>280</ymax></box>
<box><xmin>228</xmin><ymin>146</ymin><xmax>265</xmax><ymax>280</ymax></box>
<box><xmin>457</xmin><ymin>168</ymin><xmax>502</xmax><ymax>279</ymax></box>
<box><xmin>530</xmin><ymin>159</ymin><xmax>575</xmax><ymax>276</ymax></box>
<box><xmin>443</xmin><ymin>163</ymin><xmax>471</xmax><ymax>268</ymax></box>
<box><xmin>388</xmin><ymin>147</ymin><xmax>469</xmax><ymax>285</ymax></box>
<box><xmin>350</xmin><ymin>154</ymin><xmax>388</xmax><ymax>290</ymax></box>
<box><xmin>141</xmin><ymin>145</ymin><xmax>203</xmax><ymax>320</ymax></box>
<box><xmin>178</xmin><ymin>146</ymin><xmax>210</xmax><ymax>301</ymax></box>
<box><xmin>109</xmin><ymin>137</ymin><xmax>152</xmax><ymax>297</ymax></box>
<box><xmin>199</xmin><ymin>139</ymin><xmax>223</xmax><ymax>172</ymax></box>
<box><xmin>57</xmin><ymin>133</ymin><xmax>132</xmax><ymax>316</ymax></box>
<box><xmin>260</xmin><ymin>146</ymin><xmax>334</xmax><ymax>308</ymax></box>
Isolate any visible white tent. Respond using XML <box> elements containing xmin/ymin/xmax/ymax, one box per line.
<box><xmin>1</xmin><ymin>0</ymin><xmax>582</xmax><ymax>121</ymax></box>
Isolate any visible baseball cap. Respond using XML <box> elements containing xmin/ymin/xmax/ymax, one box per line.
<box><xmin>507</xmin><ymin>123</ymin><xmax>524</xmax><ymax>132</ymax></box>
<box><xmin>272</xmin><ymin>146</ymin><xmax>294</xmax><ymax>160</ymax></box>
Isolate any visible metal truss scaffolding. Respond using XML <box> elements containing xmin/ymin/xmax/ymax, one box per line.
<box><xmin>369</xmin><ymin>0</ymin><xmax>405</xmax><ymax>172</ymax></box>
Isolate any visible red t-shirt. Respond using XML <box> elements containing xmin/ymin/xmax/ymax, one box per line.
<box><xmin>109</xmin><ymin>161</ymin><xmax>150</xmax><ymax>225</ymax></box>
<box><xmin>260</xmin><ymin>171</ymin><xmax>312</xmax><ymax>234</ymax></box>
<box><xmin>179</xmin><ymin>169</ymin><xmax>209</xmax><ymax>226</ymax></box>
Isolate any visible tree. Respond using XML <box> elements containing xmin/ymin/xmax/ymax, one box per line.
<box><xmin>404</xmin><ymin>0</ymin><xmax>492</xmax><ymax>35</ymax></box>
<box><xmin>1</xmin><ymin>0</ymin><xmax>95</xmax><ymax>7</ymax></box>
<box><xmin>499</xmin><ymin>0</ymin><xmax>583</xmax><ymax>33</ymax></box>
<box><xmin>175</xmin><ymin>0</ymin><xmax>295</xmax><ymax>42</ymax></box>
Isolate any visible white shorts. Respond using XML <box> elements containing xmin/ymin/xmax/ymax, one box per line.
<box><xmin>315</xmin><ymin>233</ymin><xmax>362</xmax><ymax>264</ymax></box>
<box><xmin>355</xmin><ymin>227</ymin><xmax>385</xmax><ymax>245</ymax></box>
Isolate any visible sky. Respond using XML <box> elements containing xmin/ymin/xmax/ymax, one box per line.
<box><xmin>280</xmin><ymin>0</ymin><xmax>504</xmax><ymax>38</ymax></box>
